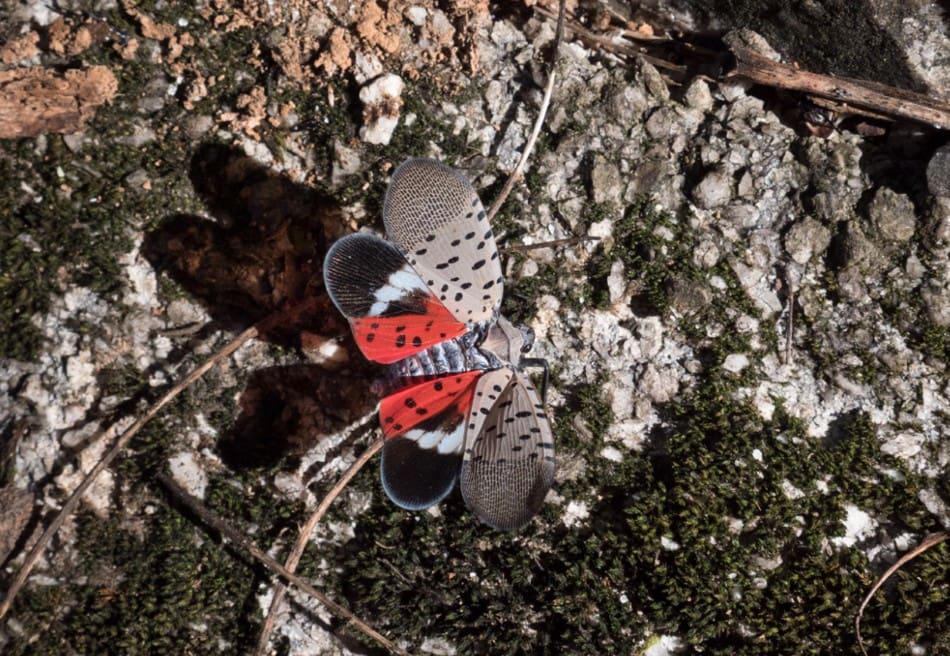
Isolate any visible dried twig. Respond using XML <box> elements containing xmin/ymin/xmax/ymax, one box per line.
<box><xmin>533</xmin><ymin>4</ymin><xmax>686</xmax><ymax>75</ymax></box>
<box><xmin>533</xmin><ymin>1</ymin><xmax>950</xmax><ymax>131</ymax></box>
<box><xmin>785</xmin><ymin>286</ymin><xmax>794</xmax><ymax>365</ymax></box>
<box><xmin>486</xmin><ymin>0</ymin><xmax>566</xmax><ymax>223</ymax></box>
<box><xmin>503</xmin><ymin>235</ymin><xmax>596</xmax><ymax>254</ymax></box>
<box><xmin>254</xmin><ymin>425</ymin><xmax>383</xmax><ymax>655</ymax></box>
<box><xmin>157</xmin><ymin>473</ymin><xmax>407</xmax><ymax>656</ymax></box>
<box><xmin>727</xmin><ymin>46</ymin><xmax>950</xmax><ymax>130</ymax></box>
<box><xmin>0</xmin><ymin>322</ymin><xmax>262</xmax><ymax>621</ymax></box>
<box><xmin>855</xmin><ymin>530</ymin><xmax>950</xmax><ymax>656</ymax></box>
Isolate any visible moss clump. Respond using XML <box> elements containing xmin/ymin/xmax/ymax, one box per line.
<box><xmin>587</xmin><ymin>195</ymin><xmax>774</xmax><ymax>364</ymax></box>
<box><xmin>7</xmin><ymin>506</ymin><xmax>260</xmax><ymax>655</ymax></box>
<box><xmin>6</xmin><ymin>466</ymin><xmax>304</xmax><ymax>656</ymax></box>
<box><xmin>502</xmin><ymin>259</ymin><xmax>586</xmax><ymax>325</ymax></box>
<box><xmin>317</xmin><ymin>228</ymin><xmax>944</xmax><ymax>653</ymax></box>
<box><xmin>575</xmin><ymin>371</ymin><xmax>615</xmax><ymax>440</ymax></box>
<box><xmin>322</xmin><ymin>381</ymin><xmax>947</xmax><ymax>654</ymax></box>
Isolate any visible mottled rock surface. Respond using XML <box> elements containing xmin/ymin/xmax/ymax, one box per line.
<box><xmin>1</xmin><ymin>1</ymin><xmax>947</xmax><ymax>654</ymax></box>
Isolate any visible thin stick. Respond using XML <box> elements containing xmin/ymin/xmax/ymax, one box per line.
<box><xmin>533</xmin><ymin>4</ymin><xmax>686</xmax><ymax>74</ymax></box>
<box><xmin>535</xmin><ymin>1</ymin><xmax>950</xmax><ymax>130</ymax></box>
<box><xmin>728</xmin><ymin>46</ymin><xmax>950</xmax><ymax>130</ymax></box>
<box><xmin>157</xmin><ymin>473</ymin><xmax>408</xmax><ymax>656</ymax></box>
<box><xmin>0</xmin><ymin>323</ymin><xmax>261</xmax><ymax>620</ymax></box>
<box><xmin>855</xmin><ymin>530</ymin><xmax>950</xmax><ymax>656</ymax></box>
<box><xmin>486</xmin><ymin>0</ymin><xmax>566</xmax><ymax>223</ymax></box>
<box><xmin>503</xmin><ymin>236</ymin><xmax>595</xmax><ymax>253</ymax></box>
<box><xmin>785</xmin><ymin>286</ymin><xmax>794</xmax><ymax>365</ymax></box>
<box><xmin>254</xmin><ymin>429</ymin><xmax>383</xmax><ymax>655</ymax></box>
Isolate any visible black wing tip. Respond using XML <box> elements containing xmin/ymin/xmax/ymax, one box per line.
<box><xmin>380</xmin><ymin>436</ymin><xmax>461</xmax><ymax>511</ymax></box>
<box><xmin>323</xmin><ymin>232</ymin><xmax>409</xmax><ymax>318</ymax></box>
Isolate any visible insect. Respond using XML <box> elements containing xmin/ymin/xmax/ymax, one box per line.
<box><xmin>323</xmin><ymin>158</ymin><xmax>555</xmax><ymax>530</ymax></box>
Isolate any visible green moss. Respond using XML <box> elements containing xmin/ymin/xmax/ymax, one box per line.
<box><xmin>587</xmin><ymin>194</ymin><xmax>773</xmax><ymax>367</ymax></box>
<box><xmin>7</xmin><ymin>506</ymin><xmax>261</xmax><ymax>655</ymax></box>
<box><xmin>0</xmin><ymin>136</ymin><xmax>134</xmax><ymax>360</ymax></box>
<box><xmin>313</xmin><ymin>214</ymin><xmax>943</xmax><ymax>653</ymax></box>
<box><xmin>0</xmin><ymin>12</ymin><xmax>221</xmax><ymax>361</ymax></box>
<box><xmin>884</xmin><ymin>273</ymin><xmax>950</xmax><ymax>364</ymax></box>
<box><xmin>917</xmin><ymin>323</ymin><xmax>950</xmax><ymax>362</ymax></box>
<box><xmin>575</xmin><ymin>371</ymin><xmax>615</xmax><ymax>440</ymax></box>
<box><xmin>4</xmin><ymin>4</ymin><xmax>947</xmax><ymax>654</ymax></box>
<box><xmin>378</xmin><ymin>82</ymin><xmax>475</xmax><ymax>164</ymax></box>
<box><xmin>502</xmin><ymin>259</ymin><xmax>583</xmax><ymax>324</ymax></box>
<box><xmin>321</xmin><ymin>375</ymin><xmax>947</xmax><ymax>654</ymax></box>
<box><xmin>6</xmin><ymin>421</ymin><xmax>305</xmax><ymax>655</ymax></box>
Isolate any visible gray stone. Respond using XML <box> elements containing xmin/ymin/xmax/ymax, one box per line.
<box><xmin>683</xmin><ymin>78</ymin><xmax>713</xmax><ymax>112</ymax></box>
<box><xmin>184</xmin><ymin>115</ymin><xmax>214</xmax><ymax>139</ymax></box>
<box><xmin>359</xmin><ymin>73</ymin><xmax>405</xmax><ymax>145</ymax></box>
<box><xmin>645</xmin><ymin>106</ymin><xmax>678</xmax><ymax>140</ymax></box>
<box><xmin>844</xmin><ymin>223</ymin><xmax>887</xmax><ymax>273</ymax></box>
<box><xmin>926</xmin><ymin>143</ymin><xmax>950</xmax><ymax>198</ymax></box>
<box><xmin>668</xmin><ymin>279</ymin><xmax>713</xmax><ymax>316</ymax></box>
<box><xmin>723</xmin><ymin>353</ymin><xmax>750</xmax><ymax>373</ymax></box>
<box><xmin>637</xmin><ymin>59</ymin><xmax>669</xmax><ymax>102</ymax></box>
<box><xmin>869</xmin><ymin>187</ymin><xmax>916</xmax><ymax>243</ymax></box>
<box><xmin>837</xmin><ymin>267</ymin><xmax>869</xmax><ymax>303</ymax></box>
<box><xmin>590</xmin><ymin>155</ymin><xmax>623</xmax><ymax>204</ymax></box>
<box><xmin>921</xmin><ymin>280</ymin><xmax>950</xmax><ymax>327</ymax></box>
<box><xmin>923</xmin><ymin>197</ymin><xmax>950</xmax><ymax>253</ymax></box>
<box><xmin>785</xmin><ymin>217</ymin><xmax>832</xmax><ymax>265</ymax></box>
<box><xmin>722</xmin><ymin>29</ymin><xmax>783</xmax><ymax>61</ymax></box>
<box><xmin>332</xmin><ymin>139</ymin><xmax>361</xmax><ymax>186</ymax></box>
<box><xmin>691</xmin><ymin>166</ymin><xmax>733</xmax><ymax>208</ymax></box>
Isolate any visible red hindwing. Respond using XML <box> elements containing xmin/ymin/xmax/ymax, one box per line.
<box><xmin>380</xmin><ymin>370</ymin><xmax>482</xmax><ymax>438</ymax></box>
<box><xmin>351</xmin><ymin>296</ymin><xmax>467</xmax><ymax>365</ymax></box>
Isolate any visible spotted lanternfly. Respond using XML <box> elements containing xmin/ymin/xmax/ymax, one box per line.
<box><xmin>323</xmin><ymin>158</ymin><xmax>555</xmax><ymax>530</ymax></box>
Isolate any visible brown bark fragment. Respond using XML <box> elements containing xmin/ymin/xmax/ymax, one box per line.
<box><xmin>0</xmin><ymin>66</ymin><xmax>119</xmax><ymax>139</ymax></box>
<box><xmin>0</xmin><ymin>31</ymin><xmax>40</xmax><ymax>64</ymax></box>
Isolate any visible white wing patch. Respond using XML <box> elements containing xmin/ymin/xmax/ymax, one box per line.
<box><xmin>403</xmin><ymin>420</ymin><xmax>465</xmax><ymax>455</ymax></box>
<box><xmin>368</xmin><ymin>264</ymin><xmax>431</xmax><ymax>316</ymax></box>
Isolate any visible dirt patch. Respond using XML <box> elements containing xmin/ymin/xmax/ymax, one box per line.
<box><xmin>207</xmin><ymin>0</ymin><xmax>488</xmax><ymax>83</ymax></box>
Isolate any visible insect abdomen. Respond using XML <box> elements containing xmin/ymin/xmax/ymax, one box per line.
<box><xmin>374</xmin><ymin>332</ymin><xmax>491</xmax><ymax>395</ymax></box>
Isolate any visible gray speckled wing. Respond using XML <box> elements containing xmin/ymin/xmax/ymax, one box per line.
<box><xmin>383</xmin><ymin>158</ymin><xmax>504</xmax><ymax>326</ymax></box>
<box><xmin>460</xmin><ymin>368</ymin><xmax>555</xmax><ymax>531</ymax></box>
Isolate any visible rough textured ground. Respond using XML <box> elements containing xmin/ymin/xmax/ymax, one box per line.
<box><xmin>1</xmin><ymin>0</ymin><xmax>948</xmax><ymax>655</ymax></box>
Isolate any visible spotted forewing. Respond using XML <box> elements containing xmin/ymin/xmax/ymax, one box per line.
<box><xmin>323</xmin><ymin>158</ymin><xmax>554</xmax><ymax>530</ymax></box>
<box><xmin>382</xmin><ymin>158</ymin><xmax>504</xmax><ymax>326</ymax></box>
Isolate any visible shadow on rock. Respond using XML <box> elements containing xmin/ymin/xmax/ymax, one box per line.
<box><xmin>143</xmin><ymin>142</ymin><xmax>341</xmax><ymax>346</ymax></box>
<box><xmin>218</xmin><ymin>364</ymin><xmax>374</xmax><ymax>470</ymax></box>
<box><xmin>144</xmin><ymin>142</ymin><xmax>378</xmax><ymax>467</ymax></box>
